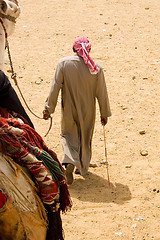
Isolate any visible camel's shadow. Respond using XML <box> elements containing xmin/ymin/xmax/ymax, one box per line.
<box><xmin>69</xmin><ymin>171</ymin><xmax>132</xmax><ymax>204</ymax></box>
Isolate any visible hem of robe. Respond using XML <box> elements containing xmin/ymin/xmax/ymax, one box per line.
<box><xmin>62</xmin><ymin>155</ymin><xmax>89</xmax><ymax>176</ymax></box>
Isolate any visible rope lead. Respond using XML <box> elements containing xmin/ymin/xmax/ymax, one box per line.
<box><xmin>0</xmin><ymin>18</ymin><xmax>52</xmax><ymax>136</ymax></box>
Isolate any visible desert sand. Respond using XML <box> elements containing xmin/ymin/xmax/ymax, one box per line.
<box><xmin>3</xmin><ymin>0</ymin><xmax>160</xmax><ymax>239</ymax></box>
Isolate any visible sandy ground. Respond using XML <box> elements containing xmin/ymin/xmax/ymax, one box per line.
<box><xmin>3</xmin><ymin>0</ymin><xmax>160</xmax><ymax>239</ymax></box>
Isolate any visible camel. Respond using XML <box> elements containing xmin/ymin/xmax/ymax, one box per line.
<box><xmin>0</xmin><ymin>0</ymin><xmax>20</xmax><ymax>70</ymax></box>
<box><xmin>0</xmin><ymin>152</ymin><xmax>48</xmax><ymax>239</ymax></box>
<box><xmin>0</xmin><ymin>1</ymin><xmax>48</xmax><ymax>239</ymax></box>
<box><xmin>0</xmin><ymin>1</ymin><xmax>70</xmax><ymax>239</ymax></box>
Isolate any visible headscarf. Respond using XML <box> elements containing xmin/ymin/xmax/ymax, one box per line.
<box><xmin>73</xmin><ymin>37</ymin><xmax>99</xmax><ymax>74</ymax></box>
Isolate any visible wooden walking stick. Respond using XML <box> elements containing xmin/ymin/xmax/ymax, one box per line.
<box><xmin>103</xmin><ymin>125</ymin><xmax>110</xmax><ymax>187</ymax></box>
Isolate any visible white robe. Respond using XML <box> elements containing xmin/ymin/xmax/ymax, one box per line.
<box><xmin>45</xmin><ymin>53</ymin><xmax>111</xmax><ymax>175</ymax></box>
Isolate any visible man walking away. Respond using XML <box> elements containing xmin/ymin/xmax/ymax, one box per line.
<box><xmin>43</xmin><ymin>37</ymin><xmax>111</xmax><ymax>184</ymax></box>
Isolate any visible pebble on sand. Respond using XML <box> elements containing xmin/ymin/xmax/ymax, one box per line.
<box><xmin>140</xmin><ymin>150</ymin><xmax>148</xmax><ymax>156</ymax></box>
<box><xmin>89</xmin><ymin>163</ymin><xmax>98</xmax><ymax>168</ymax></box>
<box><xmin>125</xmin><ymin>165</ymin><xmax>132</xmax><ymax>168</ymax></box>
<box><xmin>121</xmin><ymin>104</ymin><xmax>127</xmax><ymax>110</ymax></box>
<box><xmin>139</xmin><ymin>130</ymin><xmax>146</xmax><ymax>135</ymax></box>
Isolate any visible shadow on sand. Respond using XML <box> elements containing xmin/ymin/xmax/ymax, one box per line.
<box><xmin>68</xmin><ymin>171</ymin><xmax>132</xmax><ymax>204</ymax></box>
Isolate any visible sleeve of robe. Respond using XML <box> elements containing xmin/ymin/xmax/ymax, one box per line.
<box><xmin>45</xmin><ymin>61</ymin><xmax>63</xmax><ymax>114</ymax></box>
<box><xmin>96</xmin><ymin>67</ymin><xmax>112</xmax><ymax>118</ymax></box>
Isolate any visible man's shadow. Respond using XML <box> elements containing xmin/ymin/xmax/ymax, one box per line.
<box><xmin>69</xmin><ymin>171</ymin><xmax>132</xmax><ymax>204</ymax></box>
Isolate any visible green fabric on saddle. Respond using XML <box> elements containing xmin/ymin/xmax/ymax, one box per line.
<box><xmin>33</xmin><ymin>147</ymin><xmax>65</xmax><ymax>183</ymax></box>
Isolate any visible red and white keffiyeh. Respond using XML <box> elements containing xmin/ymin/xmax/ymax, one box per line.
<box><xmin>73</xmin><ymin>37</ymin><xmax>99</xmax><ymax>74</ymax></box>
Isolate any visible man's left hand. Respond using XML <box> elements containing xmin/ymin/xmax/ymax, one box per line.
<box><xmin>101</xmin><ymin>117</ymin><xmax>108</xmax><ymax>126</ymax></box>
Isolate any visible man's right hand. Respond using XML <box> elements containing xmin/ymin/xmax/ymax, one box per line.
<box><xmin>43</xmin><ymin>109</ymin><xmax>50</xmax><ymax>120</ymax></box>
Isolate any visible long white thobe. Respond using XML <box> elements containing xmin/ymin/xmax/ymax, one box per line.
<box><xmin>45</xmin><ymin>53</ymin><xmax>111</xmax><ymax>175</ymax></box>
